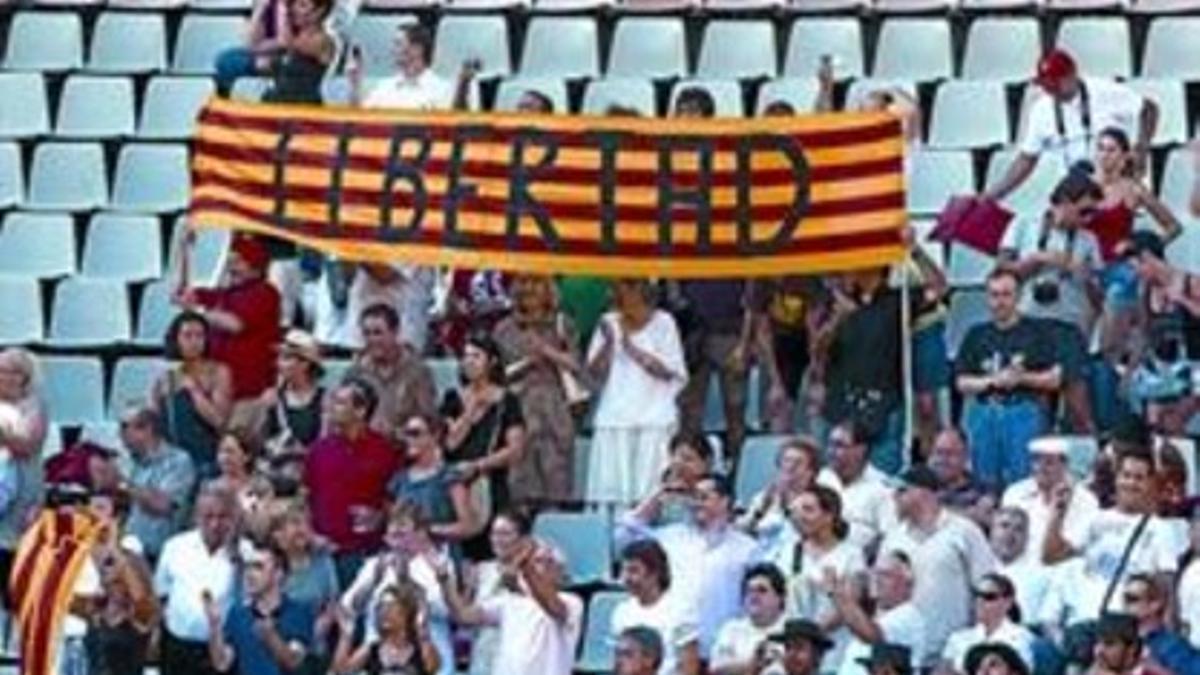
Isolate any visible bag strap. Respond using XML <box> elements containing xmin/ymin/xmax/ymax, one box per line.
<box><xmin>1053</xmin><ymin>80</ymin><xmax>1091</xmax><ymax>168</ymax></box>
<box><xmin>273</xmin><ymin>386</ymin><xmax>295</xmax><ymax>441</ymax></box>
<box><xmin>1100</xmin><ymin>513</ymin><xmax>1153</xmax><ymax>613</ymax></box>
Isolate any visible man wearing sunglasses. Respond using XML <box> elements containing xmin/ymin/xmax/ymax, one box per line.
<box><xmin>1121</xmin><ymin>573</ymin><xmax>1200</xmax><ymax>674</ymax></box>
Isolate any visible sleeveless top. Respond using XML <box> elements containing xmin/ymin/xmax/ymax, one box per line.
<box><xmin>263</xmin><ymin>50</ymin><xmax>327</xmax><ymax>105</ymax></box>
<box><xmin>84</xmin><ymin>619</ymin><xmax>149</xmax><ymax>675</ymax></box>
<box><xmin>366</xmin><ymin>642</ymin><xmax>430</xmax><ymax>675</ymax></box>
<box><xmin>265</xmin><ymin>385</ymin><xmax>324</xmax><ymax>446</ymax></box>
<box><xmin>1147</xmin><ymin>301</ymin><xmax>1200</xmax><ymax>361</ymax></box>
<box><xmin>163</xmin><ymin>382</ymin><xmax>219</xmax><ymax>477</ymax></box>
<box><xmin>1088</xmin><ymin>200</ymin><xmax>1135</xmax><ymax>263</ymax></box>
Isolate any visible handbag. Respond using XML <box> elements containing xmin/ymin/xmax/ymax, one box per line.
<box><xmin>555</xmin><ymin>313</ymin><xmax>591</xmax><ymax>412</ymax></box>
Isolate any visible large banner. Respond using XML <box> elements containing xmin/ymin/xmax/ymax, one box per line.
<box><xmin>190</xmin><ymin>98</ymin><xmax>907</xmax><ymax>278</ymax></box>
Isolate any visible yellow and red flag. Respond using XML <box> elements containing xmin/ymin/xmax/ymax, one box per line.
<box><xmin>190</xmin><ymin>98</ymin><xmax>907</xmax><ymax>278</ymax></box>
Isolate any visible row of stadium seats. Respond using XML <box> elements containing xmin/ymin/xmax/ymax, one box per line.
<box><xmin>10</xmin><ymin>10</ymin><xmax>1200</xmax><ymax>81</ymax></box>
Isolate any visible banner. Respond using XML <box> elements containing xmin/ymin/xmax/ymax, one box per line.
<box><xmin>9</xmin><ymin>508</ymin><xmax>104</xmax><ymax>675</ymax></box>
<box><xmin>190</xmin><ymin>98</ymin><xmax>908</xmax><ymax>278</ymax></box>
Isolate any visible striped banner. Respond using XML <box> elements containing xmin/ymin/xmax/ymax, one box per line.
<box><xmin>190</xmin><ymin>98</ymin><xmax>908</xmax><ymax>278</ymax></box>
<box><xmin>9</xmin><ymin>508</ymin><xmax>104</xmax><ymax>675</ymax></box>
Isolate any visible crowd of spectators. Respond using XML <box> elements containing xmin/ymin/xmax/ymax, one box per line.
<box><xmin>4</xmin><ymin>2</ymin><xmax>1200</xmax><ymax>675</ymax></box>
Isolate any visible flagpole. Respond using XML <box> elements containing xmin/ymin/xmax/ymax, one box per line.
<box><xmin>901</xmin><ymin>252</ymin><xmax>914</xmax><ymax>470</ymax></box>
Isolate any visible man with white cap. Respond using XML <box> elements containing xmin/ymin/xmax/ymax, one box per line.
<box><xmin>984</xmin><ymin>48</ymin><xmax>1158</xmax><ymax>203</ymax></box>
<box><xmin>1000</xmin><ymin>436</ymin><xmax>1100</xmax><ymax>566</ymax></box>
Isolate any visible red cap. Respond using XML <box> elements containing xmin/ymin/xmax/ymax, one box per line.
<box><xmin>1035</xmin><ymin>49</ymin><xmax>1077</xmax><ymax>90</ymax></box>
<box><xmin>230</xmin><ymin>233</ymin><xmax>270</xmax><ymax>271</ymax></box>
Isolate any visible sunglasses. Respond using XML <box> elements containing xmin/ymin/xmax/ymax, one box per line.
<box><xmin>403</xmin><ymin>427</ymin><xmax>428</xmax><ymax>439</ymax></box>
<box><xmin>973</xmin><ymin>590</ymin><xmax>1005</xmax><ymax>602</ymax></box>
<box><xmin>1123</xmin><ymin>593</ymin><xmax>1146</xmax><ymax>605</ymax></box>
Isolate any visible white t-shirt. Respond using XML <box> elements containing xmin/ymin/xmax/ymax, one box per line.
<box><xmin>1003</xmin><ymin>220</ymin><xmax>1104</xmax><ymax>337</ymax></box>
<box><xmin>316</xmin><ymin>264</ymin><xmax>437</xmax><ymax>351</ymax></box>
<box><xmin>838</xmin><ymin>603</ymin><xmax>927</xmax><ymax>675</ymax></box>
<box><xmin>1178</xmin><ymin>558</ymin><xmax>1200</xmax><ymax>648</ymax></box>
<box><xmin>999</xmin><ymin>558</ymin><xmax>1053</xmax><ymax>626</ymax></box>
<box><xmin>1038</xmin><ymin>556</ymin><xmax>1107</xmax><ymax>628</ymax></box>
<box><xmin>588</xmin><ymin>310</ymin><xmax>687</xmax><ymax>428</ymax></box>
<box><xmin>711</xmin><ymin>615</ymin><xmax>785</xmax><ymax>673</ymax></box>
<box><xmin>942</xmin><ymin>620</ymin><xmax>1036</xmax><ymax>673</ymax></box>
<box><xmin>610</xmin><ymin>593</ymin><xmax>699</xmax><ymax>675</ymax></box>
<box><xmin>1001</xmin><ymin>478</ymin><xmax>1100</xmax><ymax>566</ymax></box>
<box><xmin>364</xmin><ymin>69</ymin><xmax>454</xmax><ymax>110</ymax></box>
<box><xmin>817</xmin><ymin>467</ymin><xmax>898</xmax><ymax>552</ymax></box>
<box><xmin>153</xmin><ymin>532</ymin><xmax>251</xmax><ymax>642</ymax></box>
<box><xmin>480</xmin><ymin>590</ymin><xmax>583</xmax><ymax>675</ymax></box>
<box><xmin>1082</xmin><ymin>509</ymin><xmax>1181</xmax><ymax>585</ymax></box>
<box><xmin>1019</xmin><ymin>77</ymin><xmax>1144</xmax><ymax>170</ymax></box>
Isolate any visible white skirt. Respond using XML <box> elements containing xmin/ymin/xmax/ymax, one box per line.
<box><xmin>585</xmin><ymin>425</ymin><xmax>674</xmax><ymax>505</ymax></box>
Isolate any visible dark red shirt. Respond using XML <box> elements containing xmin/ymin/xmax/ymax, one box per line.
<box><xmin>305</xmin><ymin>429</ymin><xmax>401</xmax><ymax>554</ymax></box>
<box><xmin>195</xmin><ymin>279</ymin><xmax>281</xmax><ymax>400</ymax></box>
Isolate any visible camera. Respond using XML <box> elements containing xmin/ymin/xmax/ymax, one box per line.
<box><xmin>1032</xmin><ymin>280</ymin><xmax>1061</xmax><ymax>305</ymax></box>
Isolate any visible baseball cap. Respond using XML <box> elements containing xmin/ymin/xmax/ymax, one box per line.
<box><xmin>1035</xmin><ymin>49</ymin><xmax>1077</xmax><ymax>90</ymax></box>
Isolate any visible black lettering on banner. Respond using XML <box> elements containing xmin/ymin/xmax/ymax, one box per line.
<box><xmin>442</xmin><ymin>125</ymin><xmax>488</xmax><ymax>248</ymax></box>
<box><xmin>735</xmin><ymin>134</ymin><xmax>810</xmax><ymax>255</ymax></box>
<box><xmin>271</xmin><ymin>120</ymin><xmax>296</xmax><ymax>229</ymax></box>
<box><xmin>656</xmin><ymin>136</ymin><xmax>714</xmax><ymax>255</ymax></box>
<box><xmin>507</xmin><ymin>128</ymin><xmax>562</xmax><ymax>252</ymax></box>
<box><xmin>588</xmin><ymin>129</ymin><xmax>622</xmax><ymax>254</ymax></box>
<box><xmin>377</xmin><ymin>125</ymin><xmax>432</xmax><ymax>243</ymax></box>
<box><xmin>326</xmin><ymin>123</ymin><xmax>354</xmax><ymax>232</ymax></box>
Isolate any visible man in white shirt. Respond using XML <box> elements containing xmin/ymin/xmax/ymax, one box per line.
<box><xmin>611</xmin><ymin>539</ymin><xmax>701</xmax><ymax>675</ymax></box>
<box><xmin>880</xmin><ymin>466</ymin><xmax>998</xmax><ymax>666</ymax></box>
<box><xmin>990</xmin><ymin>506</ymin><xmax>1052</xmax><ymax>626</ymax></box>
<box><xmin>833</xmin><ymin>551</ymin><xmax>927</xmax><ymax>675</ymax></box>
<box><xmin>616</xmin><ymin>626</ymin><xmax>667</xmax><ymax>675</ymax></box>
<box><xmin>437</xmin><ymin>538</ymin><xmax>583</xmax><ymax>675</ymax></box>
<box><xmin>1001</xmin><ymin>436</ymin><xmax>1100</xmax><ymax>567</ymax></box>
<box><xmin>352</xmin><ymin>24</ymin><xmax>454</xmax><ymax>110</ymax></box>
<box><xmin>817</xmin><ymin>421</ymin><xmax>897</xmax><ymax>552</ymax></box>
<box><xmin>155</xmin><ymin>482</ymin><xmax>248</xmax><ymax>675</ymax></box>
<box><xmin>616</xmin><ymin>473</ymin><xmax>757</xmax><ymax>659</ymax></box>
<box><xmin>985</xmin><ymin>48</ymin><xmax>1158</xmax><ymax>203</ymax></box>
<box><xmin>711</xmin><ymin>563</ymin><xmax>789</xmax><ymax>675</ymax></box>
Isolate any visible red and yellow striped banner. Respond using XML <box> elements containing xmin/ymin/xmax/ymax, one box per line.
<box><xmin>9</xmin><ymin>508</ymin><xmax>105</xmax><ymax>675</ymax></box>
<box><xmin>190</xmin><ymin>98</ymin><xmax>908</xmax><ymax>278</ymax></box>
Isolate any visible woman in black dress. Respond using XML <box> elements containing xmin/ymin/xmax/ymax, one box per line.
<box><xmin>332</xmin><ymin>583</ymin><xmax>440</xmax><ymax>675</ymax></box>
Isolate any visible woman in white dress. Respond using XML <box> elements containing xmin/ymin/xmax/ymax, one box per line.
<box><xmin>585</xmin><ymin>279</ymin><xmax>687</xmax><ymax>506</ymax></box>
<box><xmin>0</xmin><ymin>348</ymin><xmax>46</xmax><ymax>607</ymax></box>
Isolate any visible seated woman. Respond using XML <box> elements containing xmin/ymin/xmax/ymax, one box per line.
<box><xmin>625</xmin><ymin>432</ymin><xmax>714</xmax><ymax>528</ymax></box>
<box><xmin>333</xmin><ymin>582</ymin><xmax>440</xmax><ymax>675</ymax></box>
<box><xmin>214</xmin><ymin>0</ymin><xmax>335</xmax><ymax>101</ymax></box>
<box><xmin>738</xmin><ymin>436</ymin><xmax>821</xmax><ymax>537</ymax></box>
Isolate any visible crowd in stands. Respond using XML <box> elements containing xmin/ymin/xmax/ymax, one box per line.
<box><xmin>5</xmin><ymin>2</ymin><xmax>1200</xmax><ymax>675</ymax></box>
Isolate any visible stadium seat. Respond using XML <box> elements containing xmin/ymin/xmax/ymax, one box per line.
<box><xmin>607</xmin><ymin>17</ymin><xmax>687</xmax><ymax>79</ymax></box>
<box><xmin>1142</xmin><ymin>18</ymin><xmax>1200</xmax><ymax>80</ymax></box>
<box><xmin>0</xmin><ymin>73</ymin><xmax>50</xmax><ymax>138</ymax></box>
<box><xmin>945</xmin><ymin>288</ymin><xmax>991</xmax><ymax>359</ymax></box>
<box><xmin>985</xmin><ymin>147</ymin><xmax>1067</xmax><ymax>218</ymax></box>
<box><xmin>669</xmin><ymin>80</ymin><xmax>745</xmax><ymax>118</ymax></box>
<box><xmin>112</xmin><ymin>144</ymin><xmax>191</xmax><ymax>214</ymax></box>
<box><xmin>519</xmin><ymin>17</ymin><xmax>599</xmax><ymax>78</ymax></box>
<box><xmin>875</xmin><ymin>0</ymin><xmax>955</xmax><ymax>9</ymax></box>
<box><xmin>961</xmin><ymin>17</ymin><xmax>1041</xmax><ymax>83</ymax></box>
<box><xmin>947</xmin><ymin>242</ymin><xmax>999</xmax><ymax>289</ymax></box>
<box><xmin>55</xmin><ymin>76</ymin><xmax>137</xmax><ymax>139</ymax></box>
<box><xmin>426</xmin><ymin>358</ymin><xmax>460</xmax><ymax>399</ymax></box>
<box><xmin>961</xmin><ymin>0</ymin><xmax>1037</xmax><ymax>8</ymax></box>
<box><xmin>872</xmin><ymin>19</ymin><xmax>953</xmax><ymax>82</ymax></box>
<box><xmin>168</xmin><ymin>219</ymin><xmax>230</xmax><ymax>287</ymax></box>
<box><xmin>1158</xmin><ymin>149</ymin><xmax>1200</xmax><ymax>272</ymax></box>
<box><xmin>534</xmin><ymin>0</ymin><xmax>613</xmax><ymax>8</ymax></box>
<box><xmin>109</xmin><ymin>357</ymin><xmax>169</xmax><ymax>418</ymax></box>
<box><xmin>702</xmin><ymin>367</ymin><xmax>762</xmax><ymax>434</ymax></box>
<box><xmin>80</xmin><ymin>422</ymin><xmax>123</xmax><ymax>453</ymax></box>
<box><xmin>0</xmin><ymin>276</ymin><xmax>43</xmax><ymax>345</ymax></box>
<box><xmin>346</xmin><ymin>14</ymin><xmax>417</xmax><ymax>78</ymax></box>
<box><xmin>532</xmin><ymin>511</ymin><xmax>613</xmax><ymax>585</ymax></box>
<box><xmin>756</xmin><ymin>78</ymin><xmax>821</xmax><ymax>115</ymax></box>
<box><xmin>173</xmin><ymin>14</ymin><xmax>246</xmax><ymax>75</ymax></box>
<box><xmin>572</xmin><ymin>436</ymin><xmax>590</xmax><ymax>502</ymax></box>
<box><xmin>139</xmin><ymin>76</ymin><xmax>216</xmax><ymax>140</ymax></box>
<box><xmin>1129</xmin><ymin>0</ymin><xmax>1200</xmax><ymax>11</ymax></box>
<box><xmin>582</xmin><ymin>78</ymin><xmax>657</xmax><ymax>116</ymax></box>
<box><xmin>87</xmin><ymin>12</ymin><xmax>168</xmax><ymax>74</ymax></box>
<box><xmin>785</xmin><ymin>0</ymin><xmax>868</xmax><ymax>10</ymax></box>
<box><xmin>576</xmin><ymin>590</ymin><xmax>628</xmax><ymax>673</ymax></box>
<box><xmin>0</xmin><ymin>144</ymin><xmax>22</xmax><ymax>209</ymax></box>
<box><xmin>431</xmin><ymin>15</ymin><xmax>510</xmax><ymax>79</ymax></box>
<box><xmin>1126</xmin><ymin>79</ymin><xmax>1187</xmax><ymax>146</ymax></box>
<box><xmin>782</xmin><ymin>17</ymin><xmax>864</xmax><ymax>80</ymax></box>
<box><xmin>617</xmin><ymin>0</ymin><xmax>696</xmax><ymax>10</ymax></box>
<box><xmin>443</xmin><ymin>0</ymin><xmax>527</xmax><ymax>8</ymax></box>
<box><xmin>734</xmin><ymin>435</ymin><xmax>786</xmax><ymax>507</ymax></box>
<box><xmin>909</xmin><ymin>218</ymin><xmax>947</xmax><ymax>271</ymax></box>
<box><xmin>48</xmin><ymin>277</ymin><xmax>132</xmax><ymax>346</ymax></box>
<box><xmin>927</xmin><ymin>81</ymin><xmax>1011</xmax><ymax>149</ymax></box>
<box><xmin>494</xmin><ymin>78</ymin><xmax>570</xmax><ymax>113</ymax></box>
<box><xmin>135</xmin><ymin>279</ymin><xmax>180</xmax><ymax>346</ymax></box>
<box><xmin>907</xmin><ymin>150</ymin><xmax>975</xmax><ymax>216</ymax></box>
<box><xmin>3</xmin><ymin>12</ymin><xmax>84</xmax><ymax>72</ymax></box>
<box><xmin>843</xmin><ymin>79</ymin><xmax>918</xmax><ymax>111</ymax></box>
<box><xmin>81</xmin><ymin>214</ymin><xmax>164</xmax><ymax>281</ymax></box>
<box><xmin>1056</xmin><ymin>17</ymin><xmax>1132</xmax><ymax>79</ymax></box>
<box><xmin>41</xmin><ymin>356</ymin><xmax>106</xmax><ymax>425</ymax></box>
<box><xmin>0</xmin><ymin>212</ymin><xmax>76</xmax><ymax>278</ymax></box>
<box><xmin>696</xmin><ymin>20</ymin><xmax>777</xmax><ymax>80</ymax></box>
<box><xmin>27</xmin><ymin>142</ymin><xmax>108</xmax><ymax>211</ymax></box>
<box><xmin>231</xmin><ymin>77</ymin><xmax>271</xmax><ymax>102</ymax></box>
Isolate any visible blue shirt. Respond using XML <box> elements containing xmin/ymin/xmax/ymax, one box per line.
<box><xmin>223</xmin><ymin>596</ymin><xmax>315</xmax><ymax>675</ymax></box>
<box><xmin>1145</xmin><ymin>627</ymin><xmax>1200</xmax><ymax>675</ymax></box>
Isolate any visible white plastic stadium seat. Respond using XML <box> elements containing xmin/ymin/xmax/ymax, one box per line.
<box><xmin>173</xmin><ymin>14</ymin><xmax>245</xmax><ymax>75</ymax></box>
<box><xmin>872</xmin><ymin>19</ymin><xmax>953</xmax><ymax>82</ymax></box>
<box><xmin>41</xmin><ymin>356</ymin><xmax>106</xmax><ymax>425</ymax></box>
<box><xmin>670</xmin><ymin>80</ymin><xmax>745</xmax><ymax>118</ymax></box>
<box><xmin>0</xmin><ymin>276</ymin><xmax>43</xmax><ymax>345</ymax></box>
<box><xmin>907</xmin><ymin>150</ymin><xmax>975</xmax><ymax>216</ymax></box>
<box><xmin>582</xmin><ymin>78</ymin><xmax>656</xmax><ymax>116</ymax></box>
<box><xmin>111</xmin><ymin>144</ymin><xmax>191</xmax><ymax>214</ymax></box>
<box><xmin>519</xmin><ymin>17</ymin><xmax>599</xmax><ymax>79</ymax></box>
<box><xmin>1055</xmin><ymin>17</ymin><xmax>1132</xmax><ymax>79</ymax></box>
<box><xmin>87</xmin><ymin>12</ymin><xmax>168</xmax><ymax>74</ymax></box>
<box><xmin>607</xmin><ymin>17</ymin><xmax>687</xmax><ymax>79</ymax></box>
<box><xmin>783</xmin><ymin>18</ymin><xmax>864</xmax><ymax>80</ymax></box>
<box><xmin>696</xmin><ymin>20</ymin><xmax>777</xmax><ymax>80</ymax></box>
<box><xmin>81</xmin><ymin>214</ymin><xmax>164</xmax><ymax>281</ymax></box>
<box><xmin>27</xmin><ymin>142</ymin><xmax>108</xmax><ymax>212</ymax></box>
<box><xmin>55</xmin><ymin>76</ymin><xmax>136</xmax><ymax>139</ymax></box>
<box><xmin>494</xmin><ymin>77</ymin><xmax>570</xmax><ymax>113</ymax></box>
<box><xmin>1142</xmin><ymin>18</ymin><xmax>1200</xmax><ymax>80</ymax></box>
<box><xmin>48</xmin><ymin>277</ymin><xmax>132</xmax><ymax>346</ymax></box>
<box><xmin>0</xmin><ymin>144</ymin><xmax>22</xmax><ymax>209</ymax></box>
<box><xmin>756</xmin><ymin>78</ymin><xmax>821</xmax><ymax>115</ymax></box>
<box><xmin>0</xmin><ymin>212</ymin><xmax>76</xmax><ymax>278</ymax></box>
<box><xmin>4</xmin><ymin>12</ymin><xmax>83</xmax><ymax>72</ymax></box>
<box><xmin>139</xmin><ymin>76</ymin><xmax>217</xmax><ymax>140</ymax></box>
<box><xmin>0</xmin><ymin>73</ymin><xmax>50</xmax><ymax>138</ymax></box>
<box><xmin>431</xmin><ymin>15</ymin><xmax>511</xmax><ymax>79</ymax></box>
<box><xmin>961</xmin><ymin>17</ymin><xmax>1041</xmax><ymax>83</ymax></box>
<box><xmin>928</xmin><ymin>81</ymin><xmax>1011</xmax><ymax>149</ymax></box>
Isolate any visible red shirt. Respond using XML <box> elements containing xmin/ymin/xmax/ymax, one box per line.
<box><xmin>195</xmin><ymin>279</ymin><xmax>281</xmax><ymax>399</ymax></box>
<box><xmin>305</xmin><ymin>429</ymin><xmax>402</xmax><ymax>554</ymax></box>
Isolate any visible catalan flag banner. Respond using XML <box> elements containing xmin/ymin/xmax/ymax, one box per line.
<box><xmin>9</xmin><ymin>508</ymin><xmax>105</xmax><ymax>675</ymax></box>
<box><xmin>189</xmin><ymin>98</ymin><xmax>908</xmax><ymax>278</ymax></box>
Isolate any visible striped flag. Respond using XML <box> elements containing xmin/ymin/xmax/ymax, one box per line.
<box><xmin>9</xmin><ymin>508</ymin><xmax>105</xmax><ymax>675</ymax></box>
<box><xmin>190</xmin><ymin>98</ymin><xmax>907</xmax><ymax>278</ymax></box>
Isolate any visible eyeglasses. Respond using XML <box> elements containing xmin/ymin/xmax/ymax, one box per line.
<box><xmin>1123</xmin><ymin>593</ymin><xmax>1146</xmax><ymax>605</ymax></box>
<box><xmin>403</xmin><ymin>427</ymin><xmax>427</xmax><ymax>439</ymax></box>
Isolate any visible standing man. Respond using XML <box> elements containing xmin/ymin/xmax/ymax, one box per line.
<box><xmin>205</xmin><ymin>543</ymin><xmax>318</xmax><ymax>675</ymax></box>
<box><xmin>984</xmin><ymin>48</ymin><xmax>1158</xmax><ymax>202</ymax></box>
<box><xmin>155</xmin><ymin>483</ymin><xmax>247</xmax><ymax>675</ymax></box>
<box><xmin>955</xmin><ymin>267</ymin><xmax>1062</xmax><ymax>491</ymax></box>
<box><xmin>345</xmin><ymin>303</ymin><xmax>437</xmax><ymax>438</ymax></box>
<box><xmin>306</xmin><ymin>378</ymin><xmax>402</xmax><ymax>586</ymax></box>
